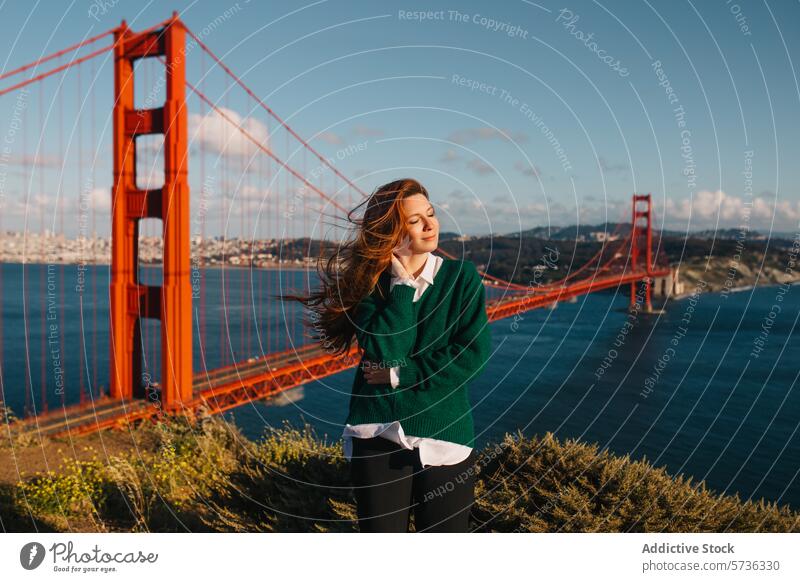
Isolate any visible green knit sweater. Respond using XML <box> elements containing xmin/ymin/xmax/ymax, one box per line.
<box><xmin>346</xmin><ymin>259</ymin><xmax>492</xmax><ymax>448</ymax></box>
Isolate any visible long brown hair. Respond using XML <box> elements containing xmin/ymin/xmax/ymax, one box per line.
<box><xmin>277</xmin><ymin>178</ymin><xmax>430</xmax><ymax>357</ymax></box>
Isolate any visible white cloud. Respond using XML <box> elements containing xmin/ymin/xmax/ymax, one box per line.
<box><xmin>316</xmin><ymin>132</ymin><xmax>343</xmax><ymax>145</ymax></box>
<box><xmin>239</xmin><ymin>184</ymin><xmax>274</xmax><ymax>201</ymax></box>
<box><xmin>514</xmin><ymin>160</ymin><xmax>541</xmax><ymax>177</ymax></box>
<box><xmin>352</xmin><ymin>125</ymin><xmax>383</xmax><ymax>137</ymax></box>
<box><xmin>437</xmin><ymin>189</ymin><xmax>800</xmax><ymax>235</ymax></box>
<box><xmin>439</xmin><ymin>149</ymin><xmax>461</xmax><ymax>163</ymax></box>
<box><xmin>660</xmin><ymin>189</ymin><xmax>800</xmax><ymax>225</ymax></box>
<box><xmin>188</xmin><ymin>107</ymin><xmax>270</xmax><ymax>158</ymax></box>
<box><xmin>466</xmin><ymin>158</ymin><xmax>495</xmax><ymax>175</ymax></box>
<box><xmin>6</xmin><ymin>153</ymin><xmax>64</xmax><ymax>168</ymax></box>
<box><xmin>91</xmin><ymin>187</ymin><xmax>111</xmax><ymax>212</ymax></box>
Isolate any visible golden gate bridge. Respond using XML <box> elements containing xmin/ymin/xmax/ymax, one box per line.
<box><xmin>0</xmin><ymin>14</ymin><xmax>675</xmax><ymax>439</ymax></box>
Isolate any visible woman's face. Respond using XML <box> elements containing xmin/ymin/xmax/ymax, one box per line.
<box><xmin>400</xmin><ymin>193</ymin><xmax>439</xmax><ymax>252</ymax></box>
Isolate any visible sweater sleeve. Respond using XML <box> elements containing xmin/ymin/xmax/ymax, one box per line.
<box><xmin>352</xmin><ymin>282</ymin><xmax>418</xmax><ymax>366</ymax></box>
<box><xmin>394</xmin><ymin>262</ymin><xmax>491</xmax><ymax>395</ymax></box>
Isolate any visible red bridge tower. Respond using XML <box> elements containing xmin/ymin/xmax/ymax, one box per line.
<box><xmin>630</xmin><ymin>193</ymin><xmax>654</xmax><ymax>312</ymax></box>
<box><xmin>110</xmin><ymin>14</ymin><xmax>192</xmax><ymax>410</ymax></box>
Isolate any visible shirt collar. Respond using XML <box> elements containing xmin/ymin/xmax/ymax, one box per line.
<box><xmin>392</xmin><ymin>252</ymin><xmax>438</xmax><ymax>286</ymax></box>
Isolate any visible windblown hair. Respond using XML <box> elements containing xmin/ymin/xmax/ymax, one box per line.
<box><xmin>277</xmin><ymin>178</ymin><xmax>429</xmax><ymax>357</ymax></box>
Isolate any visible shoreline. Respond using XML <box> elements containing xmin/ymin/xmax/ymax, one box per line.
<box><xmin>3</xmin><ymin>260</ymin><xmax>798</xmax><ymax>296</ymax></box>
<box><xmin>0</xmin><ymin>260</ymin><xmax>312</xmax><ymax>272</ymax></box>
<box><xmin>670</xmin><ymin>277</ymin><xmax>800</xmax><ymax>302</ymax></box>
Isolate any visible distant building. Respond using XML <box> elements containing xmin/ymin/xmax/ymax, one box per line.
<box><xmin>589</xmin><ymin>232</ymin><xmax>620</xmax><ymax>242</ymax></box>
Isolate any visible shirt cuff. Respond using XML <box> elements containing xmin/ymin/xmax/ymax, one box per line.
<box><xmin>389</xmin><ymin>365</ymin><xmax>400</xmax><ymax>388</ymax></box>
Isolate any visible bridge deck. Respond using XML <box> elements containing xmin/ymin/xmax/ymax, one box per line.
<box><xmin>10</xmin><ymin>270</ymin><xmax>669</xmax><ymax>439</ymax></box>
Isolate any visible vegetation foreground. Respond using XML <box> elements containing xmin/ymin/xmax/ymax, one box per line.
<box><xmin>1</xmin><ymin>409</ymin><xmax>797</xmax><ymax>533</ymax></box>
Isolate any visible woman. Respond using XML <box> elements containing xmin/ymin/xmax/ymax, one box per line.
<box><xmin>284</xmin><ymin>178</ymin><xmax>491</xmax><ymax>532</ymax></box>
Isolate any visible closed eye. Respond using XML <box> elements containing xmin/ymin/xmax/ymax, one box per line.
<box><xmin>410</xmin><ymin>211</ymin><xmax>435</xmax><ymax>225</ymax></box>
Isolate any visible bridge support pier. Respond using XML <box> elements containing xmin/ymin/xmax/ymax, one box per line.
<box><xmin>652</xmin><ymin>265</ymin><xmax>685</xmax><ymax>300</ymax></box>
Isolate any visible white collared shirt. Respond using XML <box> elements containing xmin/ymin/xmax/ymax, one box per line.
<box><xmin>342</xmin><ymin>252</ymin><xmax>474</xmax><ymax>467</ymax></box>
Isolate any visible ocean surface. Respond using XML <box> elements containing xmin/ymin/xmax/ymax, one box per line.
<box><xmin>1</xmin><ymin>262</ymin><xmax>798</xmax><ymax>511</ymax></box>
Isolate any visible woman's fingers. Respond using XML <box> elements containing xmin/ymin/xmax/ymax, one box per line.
<box><xmin>391</xmin><ymin>235</ymin><xmax>414</xmax><ymax>278</ymax></box>
<box><xmin>391</xmin><ymin>255</ymin><xmax>412</xmax><ymax>279</ymax></box>
<box><xmin>393</xmin><ymin>234</ymin><xmax>413</xmax><ymax>258</ymax></box>
<box><xmin>361</xmin><ymin>361</ymin><xmax>388</xmax><ymax>384</ymax></box>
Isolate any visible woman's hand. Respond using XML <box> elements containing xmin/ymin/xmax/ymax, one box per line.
<box><xmin>390</xmin><ymin>255</ymin><xmax>414</xmax><ymax>281</ymax></box>
<box><xmin>361</xmin><ymin>360</ymin><xmax>392</xmax><ymax>385</ymax></box>
<box><xmin>392</xmin><ymin>234</ymin><xmax>414</xmax><ymax>278</ymax></box>
<box><xmin>393</xmin><ymin>233</ymin><xmax>413</xmax><ymax>258</ymax></box>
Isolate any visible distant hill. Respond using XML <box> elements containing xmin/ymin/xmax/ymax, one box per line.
<box><xmin>504</xmin><ymin>223</ymin><xmax>797</xmax><ymax>241</ymax></box>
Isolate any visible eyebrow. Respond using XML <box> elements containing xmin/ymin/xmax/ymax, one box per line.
<box><xmin>407</xmin><ymin>205</ymin><xmax>434</xmax><ymax>219</ymax></box>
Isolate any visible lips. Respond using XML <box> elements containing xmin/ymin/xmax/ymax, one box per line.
<box><xmin>422</xmin><ymin>235</ymin><xmax>437</xmax><ymax>240</ymax></box>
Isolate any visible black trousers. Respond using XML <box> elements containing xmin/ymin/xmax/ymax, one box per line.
<box><xmin>349</xmin><ymin>435</ymin><xmax>477</xmax><ymax>532</ymax></box>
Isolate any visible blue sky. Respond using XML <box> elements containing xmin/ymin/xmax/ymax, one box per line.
<box><xmin>1</xmin><ymin>0</ymin><xmax>799</xmax><ymax>237</ymax></box>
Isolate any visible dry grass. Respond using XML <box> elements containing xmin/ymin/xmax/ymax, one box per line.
<box><xmin>3</xmin><ymin>411</ymin><xmax>798</xmax><ymax>533</ymax></box>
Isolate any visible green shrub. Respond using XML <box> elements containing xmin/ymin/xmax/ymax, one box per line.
<box><xmin>16</xmin><ymin>458</ymin><xmax>108</xmax><ymax>516</ymax></box>
<box><xmin>196</xmin><ymin>420</ymin><xmax>357</xmax><ymax>533</ymax></box>
<box><xmin>0</xmin><ymin>400</ymin><xmax>43</xmax><ymax>448</ymax></box>
<box><xmin>101</xmin><ymin>410</ymin><xmax>244</xmax><ymax>531</ymax></box>
<box><xmin>471</xmin><ymin>430</ymin><xmax>800</xmax><ymax>532</ymax></box>
<box><xmin>11</xmin><ymin>417</ymin><xmax>800</xmax><ymax>532</ymax></box>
